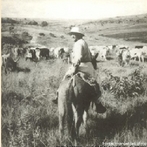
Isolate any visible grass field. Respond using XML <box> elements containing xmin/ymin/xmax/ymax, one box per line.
<box><xmin>1</xmin><ymin>14</ymin><xmax>147</xmax><ymax>147</ymax></box>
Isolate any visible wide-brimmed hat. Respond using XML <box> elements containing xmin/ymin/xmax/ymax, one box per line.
<box><xmin>69</xmin><ymin>27</ymin><xmax>84</xmax><ymax>36</ymax></box>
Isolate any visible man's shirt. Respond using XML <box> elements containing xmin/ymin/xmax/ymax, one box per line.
<box><xmin>72</xmin><ymin>39</ymin><xmax>92</xmax><ymax>65</ymax></box>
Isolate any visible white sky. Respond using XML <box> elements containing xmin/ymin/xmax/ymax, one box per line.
<box><xmin>1</xmin><ymin>0</ymin><xmax>147</xmax><ymax>19</ymax></box>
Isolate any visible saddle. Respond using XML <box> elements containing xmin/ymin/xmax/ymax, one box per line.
<box><xmin>67</xmin><ymin>72</ymin><xmax>97</xmax><ymax>87</ymax></box>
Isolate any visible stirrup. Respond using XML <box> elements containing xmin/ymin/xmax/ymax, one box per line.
<box><xmin>95</xmin><ymin>102</ymin><xmax>106</xmax><ymax>113</ymax></box>
<box><xmin>52</xmin><ymin>98</ymin><xmax>58</xmax><ymax>104</ymax></box>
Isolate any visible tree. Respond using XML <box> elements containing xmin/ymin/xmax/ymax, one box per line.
<box><xmin>41</xmin><ymin>21</ymin><xmax>48</xmax><ymax>27</ymax></box>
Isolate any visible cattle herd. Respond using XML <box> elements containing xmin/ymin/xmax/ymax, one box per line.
<box><xmin>1</xmin><ymin>44</ymin><xmax>147</xmax><ymax>74</ymax></box>
<box><xmin>89</xmin><ymin>45</ymin><xmax>147</xmax><ymax>66</ymax></box>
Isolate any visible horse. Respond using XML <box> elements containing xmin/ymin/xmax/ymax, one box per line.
<box><xmin>57</xmin><ymin>72</ymin><xmax>106</xmax><ymax>144</ymax></box>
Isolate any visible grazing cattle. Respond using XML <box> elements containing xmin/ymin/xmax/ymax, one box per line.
<box><xmin>116</xmin><ymin>45</ymin><xmax>129</xmax><ymax>49</ymax></box>
<box><xmin>129</xmin><ymin>47</ymin><xmax>147</xmax><ymax>62</ymax></box>
<box><xmin>17</xmin><ymin>48</ymin><xmax>26</xmax><ymax>57</ymax></box>
<box><xmin>53</xmin><ymin>47</ymin><xmax>64</xmax><ymax>58</ymax></box>
<box><xmin>2</xmin><ymin>53</ymin><xmax>10</xmax><ymax>67</ymax></box>
<box><xmin>58</xmin><ymin>48</ymin><xmax>65</xmax><ymax>59</ymax></box>
<box><xmin>89</xmin><ymin>46</ymin><xmax>99</xmax><ymax>56</ymax></box>
<box><xmin>49</xmin><ymin>47</ymin><xmax>55</xmax><ymax>58</ymax></box>
<box><xmin>98</xmin><ymin>46</ymin><xmax>109</xmax><ymax>61</ymax></box>
<box><xmin>107</xmin><ymin>45</ymin><xmax>117</xmax><ymax>54</ymax></box>
<box><xmin>53</xmin><ymin>47</ymin><xmax>61</xmax><ymax>58</ymax></box>
<box><xmin>61</xmin><ymin>52</ymin><xmax>71</xmax><ymax>64</ymax></box>
<box><xmin>63</xmin><ymin>47</ymin><xmax>70</xmax><ymax>53</ymax></box>
<box><xmin>2</xmin><ymin>54</ymin><xmax>19</xmax><ymax>74</ymax></box>
<box><xmin>9</xmin><ymin>47</ymin><xmax>19</xmax><ymax>59</ymax></box>
<box><xmin>25</xmin><ymin>48</ymin><xmax>35</xmax><ymax>61</ymax></box>
<box><xmin>39</xmin><ymin>48</ymin><xmax>50</xmax><ymax>60</ymax></box>
<box><xmin>35</xmin><ymin>48</ymin><xmax>41</xmax><ymax>60</ymax></box>
<box><xmin>25</xmin><ymin>47</ymin><xmax>50</xmax><ymax>61</ymax></box>
<box><xmin>117</xmin><ymin>49</ymin><xmax>131</xmax><ymax>66</ymax></box>
<box><xmin>135</xmin><ymin>45</ymin><xmax>143</xmax><ymax>49</ymax></box>
<box><xmin>89</xmin><ymin>46</ymin><xmax>109</xmax><ymax>61</ymax></box>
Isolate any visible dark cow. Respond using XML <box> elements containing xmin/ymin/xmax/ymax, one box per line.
<box><xmin>135</xmin><ymin>46</ymin><xmax>143</xmax><ymax>49</ymax></box>
<box><xmin>58</xmin><ymin>48</ymin><xmax>65</xmax><ymax>59</ymax></box>
<box><xmin>17</xmin><ymin>48</ymin><xmax>26</xmax><ymax>57</ymax></box>
<box><xmin>61</xmin><ymin>52</ymin><xmax>70</xmax><ymax>63</ymax></box>
<box><xmin>29</xmin><ymin>49</ymin><xmax>36</xmax><ymax>60</ymax></box>
<box><xmin>39</xmin><ymin>48</ymin><xmax>50</xmax><ymax>60</ymax></box>
<box><xmin>25</xmin><ymin>48</ymin><xmax>36</xmax><ymax>61</ymax></box>
<box><xmin>2</xmin><ymin>55</ymin><xmax>19</xmax><ymax>74</ymax></box>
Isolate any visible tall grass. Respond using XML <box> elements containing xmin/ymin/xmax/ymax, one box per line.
<box><xmin>2</xmin><ymin>56</ymin><xmax>147</xmax><ymax>147</ymax></box>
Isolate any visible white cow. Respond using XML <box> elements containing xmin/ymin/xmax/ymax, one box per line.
<box><xmin>118</xmin><ymin>49</ymin><xmax>131</xmax><ymax>66</ymax></box>
<box><xmin>98</xmin><ymin>46</ymin><xmax>109</xmax><ymax>61</ymax></box>
<box><xmin>89</xmin><ymin>46</ymin><xmax>109</xmax><ymax>61</ymax></box>
<box><xmin>1</xmin><ymin>53</ymin><xmax>10</xmax><ymax>67</ymax></box>
<box><xmin>140</xmin><ymin>46</ymin><xmax>147</xmax><ymax>62</ymax></box>
<box><xmin>54</xmin><ymin>47</ymin><xmax>62</xmax><ymax>58</ymax></box>
<box><xmin>129</xmin><ymin>47</ymin><xmax>146</xmax><ymax>62</ymax></box>
<box><xmin>35</xmin><ymin>48</ymin><xmax>41</xmax><ymax>60</ymax></box>
<box><xmin>25</xmin><ymin>48</ymin><xmax>33</xmax><ymax>60</ymax></box>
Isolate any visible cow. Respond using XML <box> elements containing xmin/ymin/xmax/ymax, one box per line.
<box><xmin>98</xmin><ymin>46</ymin><xmax>109</xmax><ymax>61</ymax></box>
<box><xmin>2</xmin><ymin>53</ymin><xmax>10</xmax><ymax>67</ymax></box>
<box><xmin>12</xmin><ymin>47</ymin><xmax>19</xmax><ymax>58</ymax></box>
<box><xmin>107</xmin><ymin>45</ymin><xmax>117</xmax><ymax>54</ymax></box>
<box><xmin>53</xmin><ymin>47</ymin><xmax>61</xmax><ymax>58</ymax></box>
<box><xmin>61</xmin><ymin>52</ymin><xmax>71</xmax><ymax>64</ymax></box>
<box><xmin>17</xmin><ymin>47</ymin><xmax>26</xmax><ymax>57</ymax></box>
<box><xmin>25</xmin><ymin>48</ymin><xmax>35</xmax><ymax>61</ymax></box>
<box><xmin>89</xmin><ymin>46</ymin><xmax>99</xmax><ymax>56</ymax></box>
<box><xmin>36</xmin><ymin>48</ymin><xmax>50</xmax><ymax>60</ymax></box>
<box><xmin>117</xmin><ymin>49</ymin><xmax>131</xmax><ymax>66</ymax></box>
<box><xmin>89</xmin><ymin>46</ymin><xmax>109</xmax><ymax>61</ymax></box>
<box><xmin>58</xmin><ymin>48</ymin><xmax>65</xmax><ymax>59</ymax></box>
<box><xmin>53</xmin><ymin>47</ymin><xmax>64</xmax><ymax>58</ymax></box>
<box><xmin>49</xmin><ymin>47</ymin><xmax>55</xmax><ymax>58</ymax></box>
<box><xmin>39</xmin><ymin>48</ymin><xmax>50</xmax><ymax>60</ymax></box>
<box><xmin>35</xmin><ymin>48</ymin><xmax>41</xmax><ymax>60</ymax></box>
<box><xmin>129</xmin><ymin>46</ymin><xmax>147</xmax><ymax>62</ymax></box>
<box><xmin>135</xmin><ymin>46</ymin><xmax>144</xmax><ymax>49</ymax></box>
<box><xmin>2</xmin><ymin>54</ymin><xmax>19</xmax><ymax>74</ymax></box>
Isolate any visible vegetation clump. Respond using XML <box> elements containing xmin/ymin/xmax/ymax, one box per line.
<box><xmin>102</xmin><ymin>68</ymin><xmax>147</xmax><ymax>99</ymax></box>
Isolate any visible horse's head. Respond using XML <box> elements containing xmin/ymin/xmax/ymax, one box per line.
<box><xmin>91</xmin><ymin>53</ymin><xmax>98</xmax><ymax>70</ymax></box>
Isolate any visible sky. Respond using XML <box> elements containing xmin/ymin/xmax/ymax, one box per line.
<box><xmin>1</xmin><ymin>0</ymin><xmax>147</xmax><ymax>19</ymax></box>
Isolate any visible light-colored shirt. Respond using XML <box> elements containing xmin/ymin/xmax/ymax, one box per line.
<box><xmin>72</xmin><ymin>39</ymin><xmax>92</xmax><ymax>66</ymax></box>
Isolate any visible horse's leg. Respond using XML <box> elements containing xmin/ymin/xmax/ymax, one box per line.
<box><xmin>75</xmin><ymin>108</ymin><xmax>84</xmax><ymax>140</ymax></box>
<box><xmin>72</xmin><ymin>104</ymin><xmax>78</xmax><ymax>144</ymax></box>
<box><xmin>59</xmin><ymin>112</ymin><xmax>64</xmax><ymax>140</ymax></box>
<box><xmin>83</xmin><ymin>110</ymin><xmax>88</xmax><ymax>135</ymax></box>
<box><xmin>58</xmin><ymin>98</ymin><xmax>65</xmax><ymax>140</ymax></box>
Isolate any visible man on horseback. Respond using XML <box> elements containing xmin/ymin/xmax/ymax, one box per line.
<box><xmin>52</xmin><ymin>26</ymin><xmax>106</xmax><ymax>113</ymax></box>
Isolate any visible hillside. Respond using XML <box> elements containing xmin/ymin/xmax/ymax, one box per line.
<box><xmin>2</xmin><ymin>13</ymin><xmax>147</xmax><ymax>49</ymax></box>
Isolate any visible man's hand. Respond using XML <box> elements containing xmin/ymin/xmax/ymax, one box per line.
<box><xmin>72</xmin><ymin>65</ymin><xmax>78</xmax><ymax>75</ymax></box>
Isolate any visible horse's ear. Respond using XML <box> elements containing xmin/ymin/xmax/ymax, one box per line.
<box><xmin>94</xmin><ymin>53</ymin><xmax>99</xmax><ymax>59</ymax></box>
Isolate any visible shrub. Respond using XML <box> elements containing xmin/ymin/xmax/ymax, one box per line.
<box><xmin>2</xmin><ymin>18</ymin><xmax>19</xmax><ymax>24</ymax></box>
<box><xmin>101</xmin><ymin>68</ymin><xmax>147</xmax><ymax>99</ymax></box>
<box><xmin>39</xmin><ymin>33</ymin><xmax>45</xmax><ymax>36</ymax></box>
<box><xmin>49</xmin><ymin>33</ymin><xmax>56</xmax><ymax>37</ymax></box>
<box><xmin>27</xmin><ymin>21</ymin><xmax>38</xmax><ymax>25</ymax></box>
<box><xmin>41</xmin><ymin>21</ymin><xmax>48</xmax><ymax>27</ymax></box>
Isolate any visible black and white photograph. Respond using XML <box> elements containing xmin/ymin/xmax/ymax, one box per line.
<box><xmin>1</xmin><ymin>0</ymin><xmax>147</xmax><ymax>146</ymax></box>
